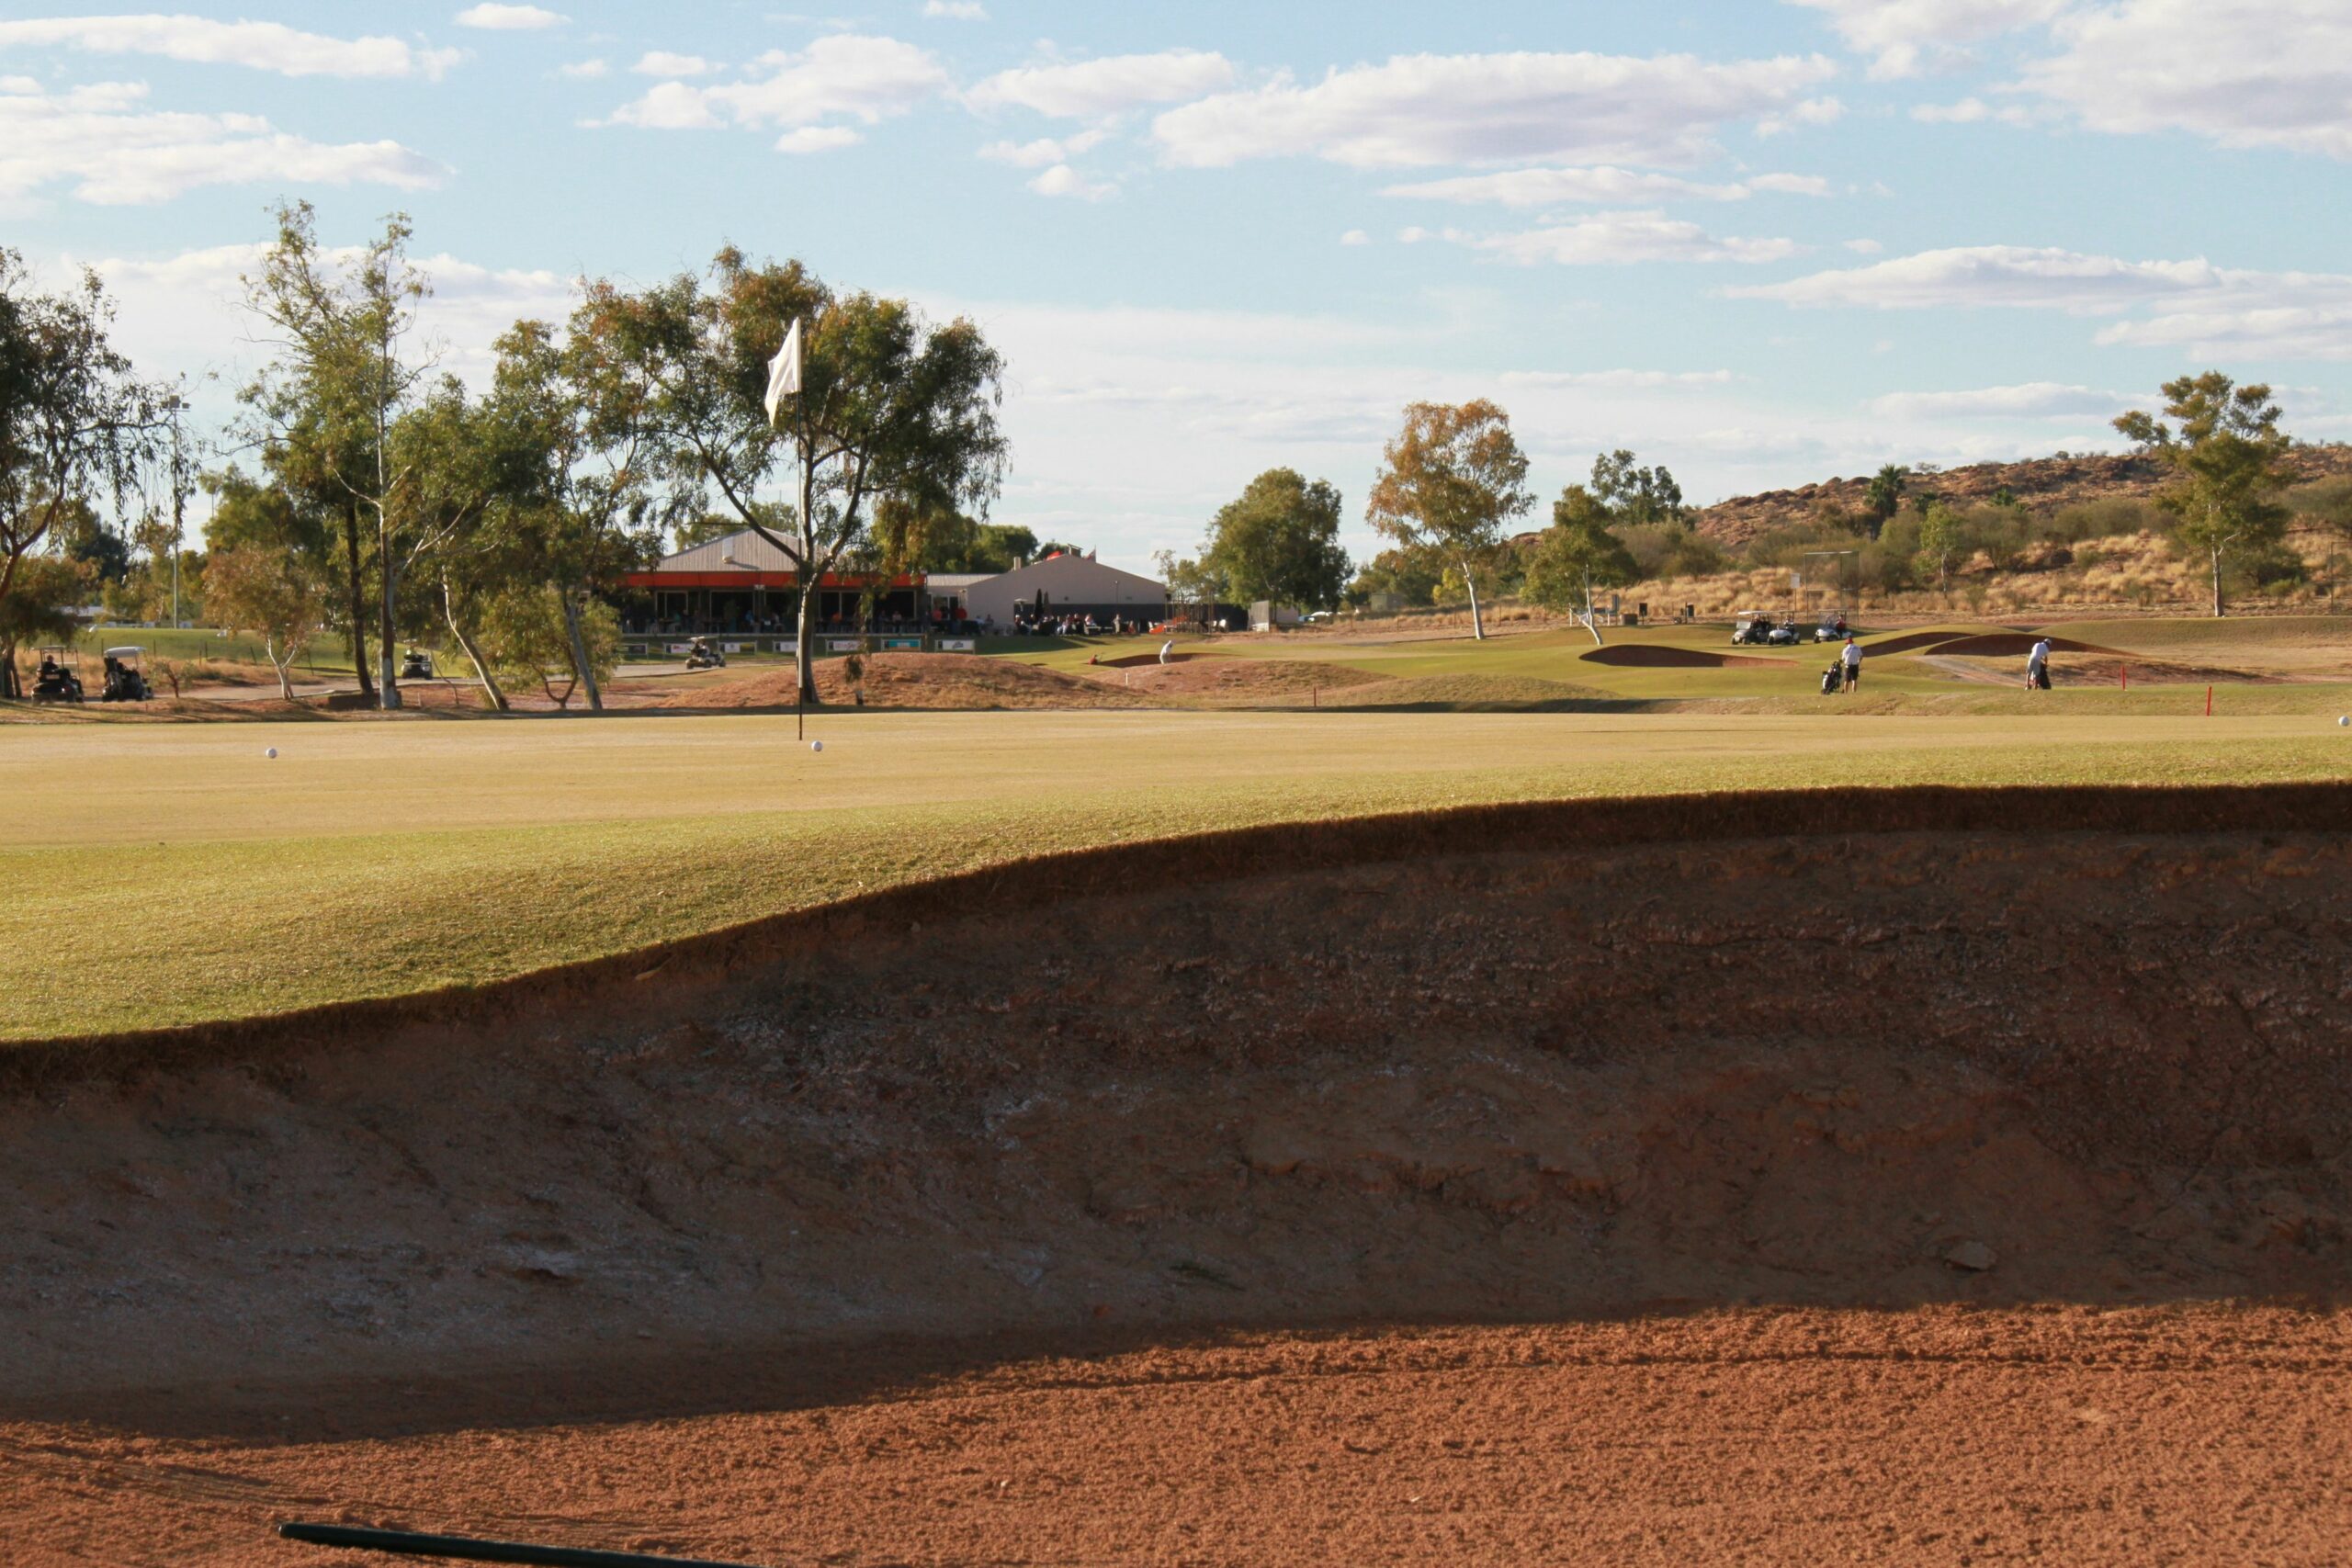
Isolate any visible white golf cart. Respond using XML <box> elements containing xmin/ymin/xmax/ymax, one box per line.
<box><xmin>99</xmin><ymin>646</ymin><xmax>152</xmax><ymax>702</ymax></box>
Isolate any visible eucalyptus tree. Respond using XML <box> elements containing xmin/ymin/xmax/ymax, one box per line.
<box><xmin>242</xmin><ymin>202</ymin><xmax>430</xmax><ymax>707</ymax></box>
<box><xmin>0</xmin><ymin>249</ymin><xmax>169</xmax><ymax>699</ymax></box>
<box><xmin>1364</xmin><ymin>400</ymin><xmax>1532</xmax><ymax>640</ymax></box>
<box><xmin>2116</xmin><ymin>373</ymin><xmax>2294</xmax><ymax>617</ymax></box>
<box><xmin>582</xmin><ymin>248</ymin><xmax>1008</xmax><ymax>704</ymax></box>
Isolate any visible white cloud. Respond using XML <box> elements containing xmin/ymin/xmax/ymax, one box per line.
<box><xmin>0</xmin><ymin>14</ymin><xmax>461</xmax><ymax>78</ymax></box>
<box><xmin>1754</xmin><ymin>95</ymin><xmax>1845</xmax><ymax>136</ymax></box>
<box><xmin>970</xmin><ymin>50</ymin><xmax>1234</xmax><ymax>118</ymax></box>
<box><xmin>632</xmin><ymin>51</ymin><xmax>712</xmax><ymax>77</ymax></box>
<box><xmin>1153</xmin><ymin>50</ymin><xmax>1838</xmax><ymax>169</ymax></box>
<box><xmin>1029</xmin><ymin>163</ymin><xmax>1115</xmax><ymax>199</ymax></box>
<box><xmin>1339</xmin><ymin>229</ymin><xmax>1370</xmax><ymax>246</ymax></box>
<box><xmin>1912</xmin><ymin>95</ymin><xmax>2035</xmax><ymax>125</ymax></box>
<box><xmin>922</xmin><ymin>0</ymin><xmax>988</xmax><ymax>17</ymax></box>
<box><xmin>1381</xmin><ymin>165</ymin><xmax>1749</xmax><ymax>205</ymax></box>
<box><xmin>775</xmin><ymin>125</ymin><xmax>860</xmax><ymax>153</ymax></box>
<box><xmin>1746</xmin><ymin>172</ymin><xmax>1834</xmax><ymax>195</ymax></box>
<box><xmin>0</xmin><ymin>78</ymin><xmax>444</xmax><ymax>205</ymax></box>
<box><xmin>455</xmin><ymin>4</ymin><xmax>567</xmax><ymax>30</ymax></box>
<box><xmin>2020</xmin><ymin>0</ymin><xmax>2352</xmax><ymax>161</ymax></box>
<box><xmin>554</xmin><ymin>58</ymin><xmax>607</xmax><ymax>79</ymax></box>
<box><xmin>1731</xmin><ymin>244</ymin><xmax>2224</xmax><ymax>311</ymax></box>
<box><xmin>603</xmin><ymin>35</ymin><xmax>947</xmax><ymax>133</ymax></box>
<box><xmin>1782</xmin><ymin>0</ymin><xmax>2070</xmax><ymax>78</ymax></box>
<box><xmin>1844</xmin><ymin>237</ymin><xmax>1884</xmax><ymax>254</ymax></box>
<box><xmin>978</xmin><ymin>130</ymin><xmax>1107</xmax><ymax>167</ymax></box>
<box><xmin>1736</xmin><ymin>243</ymin><xmax>2352</xmax><ymax>359</ymax></box>
<box><xmin>1468</xmin><ymin>209</ymin><xmax>1801</xmax><ymax>265</ymax></box>
<box><xmin>1501</xmin><ymin>368</ymin><xmax>1738</xmax><ymax>388</ymax></box>
<box><xmin>1870</xmin><ymin>382</ymin><xmax>2132</xmax><ymax>419</ymax></box>
<box><xmin>71</xmin><ymin>241</ymin><xmax>579</xmax><ymax>396</ymax></box>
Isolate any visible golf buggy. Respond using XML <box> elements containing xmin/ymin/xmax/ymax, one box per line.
<box><xmin>29</xmin><ymin>646</ymin><xmax>85</xmax><ymax>704</ymax></box>
<box><xmin>1733</xmin><ymin>612</ymin><xmax>1801</xmax><ymax>647</ymax></box>
<box><xmin>399</xmin><ymin>648</ymin><xmax>435</xmax><ymax>680</ymax></box>
<box><xmin>684</xmin><ymin>637</ymin><xmax>727</xmax><ymax>671</ymax></box>
<box><xmin>98</xmin><ymin>647</ymin><xmax>152</xmax><ymax>702</ymax></box>
<box><xmin>1814</xmin><ymin>612</ymin><xmax>1851</xmax><ymax>643</ymax></box>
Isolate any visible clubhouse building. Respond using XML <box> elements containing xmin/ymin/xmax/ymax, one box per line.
<box><xmin>616</xmin><ymin>528</ymin><xmax>1167</xmax><ymax>656</ymax></box>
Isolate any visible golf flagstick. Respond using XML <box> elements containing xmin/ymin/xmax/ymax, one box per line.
<box><xmin>763</xmin><ymin>318</ymin><xmax>808</xmax><ymax>740</ymax></box>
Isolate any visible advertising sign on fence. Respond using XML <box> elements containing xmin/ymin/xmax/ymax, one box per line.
<box><xmin>938</xmin><ymin>637</ymin><xmax>977</xmax><ymax>652</ymax></box>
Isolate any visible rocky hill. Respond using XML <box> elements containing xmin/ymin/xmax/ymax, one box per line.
<box><xmin>1692</xmin><ymin>444</ymin><xmax>2352</xmax><ymax>548</ymax></box>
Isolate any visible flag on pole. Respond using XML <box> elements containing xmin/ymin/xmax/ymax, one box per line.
<box><xmin>763</xmin><ymin>318</ymin><xmax>803</xmax><ymax>427</ymax></box>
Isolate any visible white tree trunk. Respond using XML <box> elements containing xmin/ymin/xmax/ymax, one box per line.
<box><xmin>1462</xmin><ymin>557</ymin><xmax>1486</xmax><ymax>641</ymax></box>
<box><xmin>442</xmin><ymin>577</ymin><xmax>507</xmax><ymax>713</ymax></box>
<box><xmin>266</xmin><ymin>637</ymin><xmax>297</xmax><ymax>702</ymax></box>
<box><xmin>1580</xmin><ymin>569</ymin><xmax>1604</xmax><ymax>646</ymax></box>
<box><xmin>559</xmin><ymin>587</ymin><xmax>603</xmax><ymax>712</ymax></box>
<box><xmin>2211</xmin><ymin>545</ymin><xmax>2226</xmax><ymax>618</ymax></box>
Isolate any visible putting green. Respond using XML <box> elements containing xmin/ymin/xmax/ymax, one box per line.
<box><xmin>3</xmin><ymin>707</ymin><xmax>2348</xmax><ymax>1042</ymax></box>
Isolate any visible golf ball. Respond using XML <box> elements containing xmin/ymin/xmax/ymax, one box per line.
<box><xmin>265</xmin><ymin>747</ymin><xmax>278</xmax><ymax>759</ymax></box>
<box><xmin>810</xmin><ymin>739</ymin><xmax>824</xmax><ymax>752</ymax></box>
<box><xmin>2339</xmin><ymin>716</ymin><xmax>2349</xmax><ymax>728</ymax></box>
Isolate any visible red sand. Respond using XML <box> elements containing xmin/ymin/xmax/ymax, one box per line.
<box><xmin>5</xmin><ymin>789</ymin><xmax>2349</xmax><ymax>1565</ymax></box>
<box><xmin>1578</xmin><ymin>644</ymin><xmax>1788</xmax><ymax>668</ymax></box>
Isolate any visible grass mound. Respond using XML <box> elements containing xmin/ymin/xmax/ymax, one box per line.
<box><xmin>665</xmin><ymin>652</ymin><xmax>1153</xmax><ymax>711</ymax></box>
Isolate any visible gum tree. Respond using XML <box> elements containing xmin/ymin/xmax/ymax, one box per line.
<box><xmin>1365</xmin><ymin>400</ymin><xmax>1532</xmax><ymax>640</ymax></box>
<box><xmin>0</xmin><ymin>250</ymin><xmax>168</xmax><ymax>699</ymax></box>
<box><xmin>2116</xmin><ymin>373</ymin><xmax>2292</xmax><ymax>617</ymax></box>
<box><xmin>584</xmin><ymin>249</ymin><xmax>1008</xmax><ymax>705</ymax></box>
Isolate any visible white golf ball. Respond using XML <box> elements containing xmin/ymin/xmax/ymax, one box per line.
<box><xmin>810</xmin><ymin>739</ymin><xmax>823</xmax><ymax>752</ymax></box>
<box><xmin>2339</xmin><ymin>716</ymin><xmax>2349</xmax><ymax>728</ymax></box>
<box><xmin>265</xmin><ymin>747</ymin><xmax>278</xmax><ymax>759</ymax></box>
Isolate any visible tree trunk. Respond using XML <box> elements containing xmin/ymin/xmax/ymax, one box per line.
<box><xmin>266</xmin><ymin>637</ymin><xmax>296</xmax><ymax>702</ymax></box>
<box><xmin>343</xmin><ymin>509</ymin><xmax>374</xmax><ymax>700</ymax></box>
<box><xmin>2211</xmin><ymin>545</ymin><xmax>2226</xmax><ymax>618</ymax></box>
<box><xmin>377</xmin><ymin>517</ymin><xmax>402</xmax><ymax>710</ymax></box>
<box><xmin>0</xmin><ymin>644</ymin><xmax>17</xmax><ymax>702</ymax></box>
<box><xmin>1462</xmin><ymin>557</ymin><xmax>1486</xmax><ymax>641</ymax></box>
<box><xmin>442</xmin><ymin>575</ymin><xmax>508</xmax><ymax>713</ymax></box>
<box><xmin>1579</xmin><ymin>569</ymin><xmax>1604</xmax><ymax>647</ymax></box>
<box><xmin>559</xmin><ymin>586</ymin><xmax>603</xmax><ymax>713</ymax></box>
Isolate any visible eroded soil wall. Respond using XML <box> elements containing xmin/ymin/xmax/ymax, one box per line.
<box><xmin>4</xmin><ymin>788</ymin><xmax>2347</xmax><ymax>1418</ymax></box>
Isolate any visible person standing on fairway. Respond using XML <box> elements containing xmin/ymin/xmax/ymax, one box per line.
<box><xmin>1841</xmin><ymin>635</ymin><xmax>1862</xmax><ymax>693</ymax></box>
<box><xmin>2027</xmin><ymin>636</ymin><xmax>2052</xmax><ymax>690</ymax></box>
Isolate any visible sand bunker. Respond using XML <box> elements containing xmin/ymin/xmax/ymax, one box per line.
<box><xmin>661</xmin><ymin>651</ymin><xmax>1151</xmax><ymax>711</ymax></box>
<box><xmin>1098</xmin><ymin>657</ymin><xmax>1386</xmax><ymax>700</ymax></box>
<box><xmin>6</xmin><ymin>784</ymin><xmax>2347</xmax><ymax>1563</ymax></box>
<box><xmin>1579</xmin><ymin>644</ymin><xmax>1788</xmax><ymax>668</ymax></box>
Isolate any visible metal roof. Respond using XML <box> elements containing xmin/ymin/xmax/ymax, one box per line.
<box><xmin>655</xmin><ymin>529</ymin><xmax>802</xmax><ymax>573</ymax></box>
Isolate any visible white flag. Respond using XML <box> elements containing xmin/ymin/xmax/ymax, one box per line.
<box><xmin>763</xmin><ymin>318</ymin><xmax>803</xmax><ymax>426</ymax></box>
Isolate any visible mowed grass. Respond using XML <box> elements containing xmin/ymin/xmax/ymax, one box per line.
<box><xmin>4</xmin><ymin>706</ymin><xmax>2349</xmax><ymax>1042</ymax></box>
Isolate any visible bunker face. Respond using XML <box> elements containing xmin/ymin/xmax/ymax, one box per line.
<box><xmin>4</xmin><ymin>791</ymin><xmax>2349</xmax><ymax>1562</ymax></box>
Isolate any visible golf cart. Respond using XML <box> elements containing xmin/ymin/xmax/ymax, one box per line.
<box><xmin>684</xmin><ymin>637</ymin><xmax>727</xmax><ymax>671</ymax></box>
<box><xmin>399</xmin><ymin>648</ymin><xmax>435</xmax><ymax>680</ymax></box>
<box><xmin>98</xmin><ymin>647</ymin><xmax>152</xmax><ymax>702</ymax></box>
<box><xmin>1732</xmin><ymin>612</ymin><xmax>1801</xmax><ymax>648</ymax></box>
<box><xmin>29</xmin><ymin>646</ymin><xmax>84</xmax><ymax>704</ymax></box>
<box><xmin>1814</xmin><ymin>612</ymin><xmax>1851</xmax><ymax>643</ymax></box>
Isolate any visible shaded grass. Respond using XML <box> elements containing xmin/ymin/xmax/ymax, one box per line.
<box><xmin>3</xmin><ymin>707</ymin><xmax>2348</xmax><ymax>1040</ymax></box>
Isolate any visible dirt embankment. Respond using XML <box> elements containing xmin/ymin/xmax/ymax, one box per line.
<box><xmin>660</xmin><ymin>651</ymin><xmax>1154</xmax><ymax>711</ymax></box>
<box><xmin>5</xmin><ymin>786</ymin><xmax>2348</xmax><ymax>1420</ymax></box>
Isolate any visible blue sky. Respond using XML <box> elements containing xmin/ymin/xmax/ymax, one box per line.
<box><xmin>6</xmin><ymin>1</ymin><xmax>2352</xmax><ymax>570</ymax></box>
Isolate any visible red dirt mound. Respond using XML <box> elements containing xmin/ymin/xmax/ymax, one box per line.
<box><xmin>1106</xmin><ymin>657</ymin><xmax>1387</xmax><ymax>699</ymax></box>
<box><xmin>1932</xmin><ymin>632</ymin><xmax>2114</xmax><ymax>658</ymax></box>
<box><xmin>1579</xmin><ymin>644</ymin><xmax>1788</xmax><ymax>668</ymax></box>
<box><xmin>7</xmin><ymin>785</ymin><xmax>2348</xmax><ymax>1565</ymax></box>
<box><xmin>662</xmin><ymin>651</ymin><xmax>1151</xmax><ymax>710</ymax></box>
<box><xmin>1867</xmin><ymin>629</ymin><xmax>1973</xmax><ymax>657</ymax></box>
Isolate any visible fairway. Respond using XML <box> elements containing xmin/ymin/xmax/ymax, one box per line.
<box><xmin>3</xmin><ymin>706</ymin><xmax>2347</xmax><ymax>1040</ymax></box>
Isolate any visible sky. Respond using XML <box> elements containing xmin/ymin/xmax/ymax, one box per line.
<box><xmin>7</xmin><ymin>0</ymin><xmax>2352</xmax><ymax>571</ymax></box>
